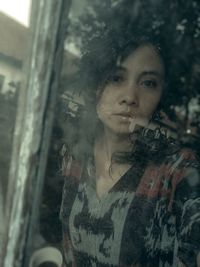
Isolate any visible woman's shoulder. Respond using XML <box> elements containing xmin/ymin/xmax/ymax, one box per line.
<box><xmin>144</xmin><ymin>144</ymin><xmax>200</xmax><ymax>188</ymax></box>
<box><xmin>161</xmin><ymin>146</ymin><xmax>200</xmax><ymax>191</ymax></box>
<box><xmin>60</xmin><ymin>144</ymin><xmax>83</xmax><ymax>181</ymax></box>
<box><xmin>60</xmin><ymin>145</ymin><xmax>83</xmax><ymax>220</ymax></box>
<box><xmin>166</xmin><ymin>146</ymin><xmax>200</xmax><ymax>170</ymax></box>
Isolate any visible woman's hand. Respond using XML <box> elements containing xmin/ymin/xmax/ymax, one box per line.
<box><xmin>178</xmin><ymin>253</ymin><xmax>200</xmax><ymax>267</ymax></box>
<box><xmin>197</xmin><ymin>251</ymin><xmax>200</xmax><ymax>267</ymax></box>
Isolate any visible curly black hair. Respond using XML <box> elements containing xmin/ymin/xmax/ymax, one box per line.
<box><xmin>65</xmin><ymin>1</ymin><xmax>178</xmax><ymax>166</ymax></box>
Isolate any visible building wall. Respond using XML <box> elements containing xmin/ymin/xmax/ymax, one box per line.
<box><xmin>0</xmin><ymin>56</ymin><xmax>22</xmax><ymax>94</ymax></box>
<box><xmin>0</xmin><ymin>11</ymin><xmax>27</xmax><ymax>62</ymax></box>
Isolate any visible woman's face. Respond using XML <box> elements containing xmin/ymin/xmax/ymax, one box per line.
<box><xmin>96</xmin><ymin>44</ymin><xmax>165</xmax><ymax>136</ymax></box>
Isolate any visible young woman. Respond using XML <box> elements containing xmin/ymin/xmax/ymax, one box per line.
<box><xmin>60</xmin><ymin>25</ymin><xmax>200</xmax><ymax>267</ymax></box>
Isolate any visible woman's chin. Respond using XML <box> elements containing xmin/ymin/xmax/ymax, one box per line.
<box><xmin>110</xmin><ymin>125</ymin><xmax>133</xmax><ymax>137</ymax></box>
<box><xmin>103</xmin><ymin>118</ymin><xmax>150</xmax><ymax>137</ymax></box>
<box><xmin>129</xmin><ymin>117</ymin><xmax>149</xmax><ymax>133</ymax></box>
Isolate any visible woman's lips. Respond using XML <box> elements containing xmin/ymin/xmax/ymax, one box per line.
<box><xmin>112</xmin><ymin>112</ymin><xmax>151</xmax><ymax>133</ymax></box>
<box><xmin>114</xmin><ymin>112</ymin><xmax>134</xmax><ymax>118</ymax></box>
<box><xmin>113</xmin><ymin>113</ymin><xmax>150</xmax><ymax>132</ymax></box>
<box><xmin>113</xmin><ymin>113</ymin><xmax>134</xmax><ymax>124</ymax></box>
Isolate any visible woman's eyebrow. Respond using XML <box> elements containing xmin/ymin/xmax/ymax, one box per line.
<box><xmin>116</xmin><ymin>67</ymin><xmax>163</xmax><ymax>77</ymax></box>
<box><xmin>139</xmin><ymin>70</ymin><xmax>163</xmax><ymax>78</ymax></box>
<box><xmin>115</xmin><ymin>66</ymin><xmax>127</xmax><ymax>72</ymax></box>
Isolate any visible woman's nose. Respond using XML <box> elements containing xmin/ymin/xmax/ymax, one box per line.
<box><xmin>120</xmin><ymin>84</ymin><xmax>138</xmax><ymax>106</ymax></box>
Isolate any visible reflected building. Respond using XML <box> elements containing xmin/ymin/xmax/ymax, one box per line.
<box><xmin>0</xmin><ymin>12</ymin><xmax>27</xmax><ymax>235</ymax></box>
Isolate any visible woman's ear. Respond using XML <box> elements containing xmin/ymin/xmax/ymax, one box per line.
<box><xmin>96</xmin><ymin>88</ymin><xmax>102</xmax><ymax>102</ymax></box>
<box><xmin>96</xmin><ymin>89</ymin><xmax>101</xmax><ymax>98</ymax></box>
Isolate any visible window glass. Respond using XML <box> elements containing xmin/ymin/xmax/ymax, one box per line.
<box><xmin>38</xmin><ymin>1</ymin><xmax>200</xmax><ymax>267</ymax></box>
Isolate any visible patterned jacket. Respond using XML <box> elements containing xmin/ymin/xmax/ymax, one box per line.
<box><xmin>60</xmin><ymin>147</ymin><xmax>200</xmax><ymax>267</ymax></box>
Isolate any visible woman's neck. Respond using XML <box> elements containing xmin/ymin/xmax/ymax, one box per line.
<box><xmin>95</xmin><ymin>129</ymin><xmax>132</xmax><ymax>162</ymax></box>
<box><xmin>94</xmin><ymin>129</ymin><xmax>133</xmax><ymax>186</ymax></box>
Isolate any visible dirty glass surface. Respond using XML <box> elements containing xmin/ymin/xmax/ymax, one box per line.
<box><xmin>39</xmin><ymin>0</ymin><xmax>200</xmax><ymax>267</ymax></box>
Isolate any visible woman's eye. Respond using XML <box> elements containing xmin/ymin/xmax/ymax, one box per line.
<box><xmin>107</xmin><ymin>73</ymin><xmax>125</xmax><ymax>84</ymax></box>
<box><xmin>141</xmin><ymin>80</ymin><xmax>157</xmax><ymax>88</ymax></box>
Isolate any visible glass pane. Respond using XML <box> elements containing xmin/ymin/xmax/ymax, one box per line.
<box><xmin>39</xmin><ymin>1</ymin><xmax>200</xmax><ymax>266</ymax></box>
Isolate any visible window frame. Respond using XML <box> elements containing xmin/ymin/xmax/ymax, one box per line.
<box><xmin>1</xmin><ymin>1</ymin><xmax>72</xmax><ymax>267</ymax></box>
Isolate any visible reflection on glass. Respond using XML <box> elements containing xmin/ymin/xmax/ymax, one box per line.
<box><xmin>42</xmin><ymin>1</ymin><xmax>200</xmax><ymax>267</ymax></box>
